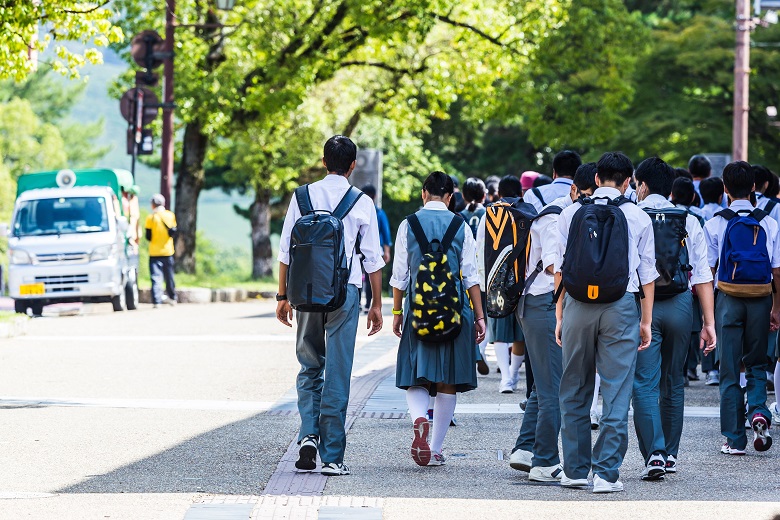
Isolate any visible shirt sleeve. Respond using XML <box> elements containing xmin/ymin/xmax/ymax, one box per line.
<box><xmin>523</xmin><ymin>190</ymin><xmax>544</xmax><ymax>213</ymax></box>
<box><xmin>537</xmin><ymin>214</ymin><xmax>559</xmax><ymax>271</ymax></box>
<box><xmin>636</xmin><ymin>212</ymin><xmax>660</xmax><ymax>284</ymax></box>
<box><xmin>476</xmin><ymin>214</ymin><xmax>486</xmax><ymax>291</ymax></box>
<box><xmin>554</xmin><ymin>206</ymin><xmax>573</xmax><ymax>274</ymax></box>
<box><xmin>703</xmin><ymin>219</ymin><xmax>720</xmax><ymax>268</ymax></box>
<box><xmin>770</xmin><ymin>219</ymin><xmax>780</xmax><ymax>269</ymax></box>
<box><xmin>460</xmin><ymin>224</ymin><xmax>480</xmax><ymax>290</ymax></box>
<box><xmin>357</xmin><ymin>200</ymin><xmax>386</xmax><ymax>274</ymax></box>
<box><xmin>686</xmin><ymin>215</ymin><xmax>713</xmax><ymax>285</ymax></box>
<box><xmin>277</xmin><ymin>195</ymin><xmax>300</xmax><ymax>265</ymax></box>
<box><xmin>389</xmin><ymin>220</ymin><xmax>410</xmax><ymax>291</ymax></box>
<box><xmin>144</xmin><ymin>215</ymin><xmax>152</xmax><ymax>230</ymax></box>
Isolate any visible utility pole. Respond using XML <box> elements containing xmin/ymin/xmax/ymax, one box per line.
<box><xmin>733</xmin><ymin>0</ymin><xmax>751</xmax><ymax>161</ymax></box>
<box><xmin>161</xmin><ymin>0</ymin><xmax>176</xmax><ymax>210</ymax></box>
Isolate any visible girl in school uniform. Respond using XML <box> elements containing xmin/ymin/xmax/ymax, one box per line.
<box><xmin>390</xmin><ymin>171</ymin><xmax>486</xmax><ymax>466</ymax></box>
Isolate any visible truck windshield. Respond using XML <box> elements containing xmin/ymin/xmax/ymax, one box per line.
<box><xmin>13</xmin><ymin>197</ymin><xmax>110</xmax><ymax>237</ymax></box>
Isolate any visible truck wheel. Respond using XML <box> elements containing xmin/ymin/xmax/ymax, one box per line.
<box><xmin>30</xmin><ymin>302</ymin><xmax>44</xmax><ymax>317</ymax></box>
<box><xmin>125</xmin><ymin>279</ymin><xmax>138</xmax><ymax>311</ymax></box>
<box><xmin>14</xmin><ymin>300</ymin><xmax>27</xmax><ymax>314</ymax></box>
<box><xmin>111</xmin><ymin>288</ymin><xmax>126</xmax><ymax>312</ymax></box>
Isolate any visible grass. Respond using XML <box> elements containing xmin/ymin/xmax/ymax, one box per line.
<box><xmin>0</xmin><ymin>311</ymin><xmax>21</xmax><ymax>323</ymax></box>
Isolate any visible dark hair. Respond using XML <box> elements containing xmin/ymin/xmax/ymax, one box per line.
<box><xmin>751</xmin><ymin>164</ymin><xmax>773</xmax><ymax>192</ymax></box>
<box><xmin>635</xmin><ymin>157</ymin><xmax>675</xmax><ymax>197</ymax></box>
<box><xmin>674</xmin><ymin>167</ymin><xmax>693</xmax><ymax>180</ymax></box>
<box><xmin>552</xmin><ymin>150</ymin><xmax>582</xmax><ymax>178</ymax></box>
<box><xmin>323</xmin><ymin>135</ymin><xmax>357</xmax><ymax>175</ymax></box>
<box><xmin>462</xmin><ymin>177</ymin><xmax>487</xmax><ymax>211</ymax></box>
<box><xmin>699</xmin><ymin>177</ymin><xmax>724</xmax><ymax>205</ymax></box>
<box><xmin>573</xmin><ymin>162</ymin><xmax>598</xmax><ymax>193</ymax></box>
<box><xmin>449</xmin><ymin>175</ymin><xmax>460</xmax><ymax>189</ymax></box>
<box><xmin>766</xmin><ymin>172</ymin><xmax>780</xmax><ymax>199</ymax></box>
<box><xmin>671</xmin><ymin>177</ymin><xmax>696</xmax><ymax>207</ymax></box>
<box><xmin>361</xmin><ymin>184</ymin><xmax>377</xmax><ymax>199</ymax></box>
<box><xmin>498</xmin><ymin>175</ymin><xmax>522</xmax><ymax>198</ymax></box>
<box><xmin>688</xmin><ymin>154</ymin><xmax>711</xmax><ymax>180</ymax></box>
<box><xmin>533</xmin><ymin>174</ymin><xmax>553</xmax><ymax>187</ymax></box>
<box><xmin>722</xmin><ymin>161</ymin><xmax>754</xmax><ymax>199</ymax></box>
<box><xmin>423</xmin><ymin>171</ymin><xmax>455</xmax><ymax>198</ymax></box>
<box><xmin>596</xmin><ymin>152</ymin><xmax>634</xmax><ymax>186</ymax></box>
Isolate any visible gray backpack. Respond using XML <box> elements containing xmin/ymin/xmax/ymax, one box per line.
<box><xmin>287</xmin><ymin>185</ymin><xmax>363</xmax><ymax>312</ymax></box>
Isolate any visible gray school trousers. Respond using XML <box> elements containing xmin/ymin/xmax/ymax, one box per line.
<box><xmin>633</xmin><ymin>291</ymin><xmax>692</xmax><ymax>461</ymax></box>
<box><xmin>716</xmin><ymin>291</ymin><xmax>772</xmax><ymax>449</ymax></box>
<box><xmin>295</xmin><ymin>285</ymin><xmax>360</xmax><ymax>464</ymax></box>
<box><xmin>513</xmin><ymin>291</ymin><xmax>562</xmax><ymax>468</ymax></box>
<box><xmin>560</xmin><ymin>292</ymin><xmax>639</xmax><ymax>483</ymax></box>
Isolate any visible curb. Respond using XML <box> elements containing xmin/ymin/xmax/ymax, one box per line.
<box><xmin>0</xmin><ymin>316</ymin><xmax>29</xmax><ymax>339</ymax></box>
<box><xmin>138</xmin><ymin>288</ymin><xmax>275</xmax><ymax>304</ymax></box>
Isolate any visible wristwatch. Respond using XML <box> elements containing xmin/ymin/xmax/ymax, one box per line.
<box><xmin>276</xmin><ymin>294</ymin><xmax>288</xmax><ymax>301</ymax></box>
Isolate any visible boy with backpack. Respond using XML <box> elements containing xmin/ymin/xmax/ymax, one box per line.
<box><xmin>276</xmin><ymin>135</ymin><xmax>385</xmax><ymax>476</ymax></box>
<box><xmin>633</xmin><ymin>157</ymin><xmax>716</xmax><ymax>479</ymax></box>
<box><xmin>700</xmin><ymin>177</ymin><xmax>726</xmax><ymax>222</ymax></box>
<box><xmin>508</xmin><ymin>162</ymin><xmax>597</xmax><ymax>480</ymax></box>
<box><xmin>703</xmin><ymin>161</ymin><xmax>780</xmax><ymax>455</ymax></box>
<box><xmin>555</xmin><ymin>152</ymin><xmax>658</xmax><ymax>493</ymax></box>
<box><xmin>523</xmin><ymin>150</ymin><xmax>582</xmax><ymax>212</ymax></box>
<box><xmin>391</xmin><ymin>171</ymin><xmax>486</xmax><ymax>467</ymax></box>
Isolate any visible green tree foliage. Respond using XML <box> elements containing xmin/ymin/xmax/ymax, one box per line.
<box><xmin>0</xmin><ymin>1</ymin><xmax>123</xmax><ymax>80</ymax></box>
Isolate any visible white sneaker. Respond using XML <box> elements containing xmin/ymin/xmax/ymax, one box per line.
<box><xmin>529</xmin><ymin>464</ymin><xmax>563</xmax><ymax>482</ymax></box>
<box><xmin>640</xmin><ymin>452</ymin><xmax>666</xmax><ymax>481</ymax></box>
<box><xmin>593</xmin><ymin>474</ymin><xmax>624</xmax><ymax>493</ymax></box>
<box><xmin>499</xmin><ymin>379</ymin><xmax>515</xmax><ymax>394</ymax></box>
<box><xmin>560</xmin><ymin>473</ymin><xmax>589</xmax><ymax>488</ymax></box>
<box><xmin>427</xmin><ymin>452</ymin><xmax>446</xmax><ymax>466</ymax></box>
<box><xmin>665</xmin><ymin>454</ymin><xmax>677</xmax><ymax>474</ymax></box>
<box><xmin>508</xmin><ymin>449</ymin><xmax>532</xmax><ymax>472</ymax></box>
<box><xmin>321</xmin><ymin>462</ymin><xmax>351</xmax><ymax>476</ymax></box>
<box><xmin>770</xmin><ymin>402</ymin><xmax>780</xmax><ymax>426</ymax></box>
<box><xmin>590</xmin><ymin>410</ymin><xmax>601</xmax><ymax>430</ymax></box>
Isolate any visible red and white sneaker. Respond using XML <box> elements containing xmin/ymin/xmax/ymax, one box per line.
<box><xmin>752</xmin><ymin>414</ymin><xmax>773</xmax><ymax>452</ymax></box>
<box><xmin>720</xmin><ymin>443</ymin><xmax>746</xmax><ymax>456</ymax></box>
<box><xmin>411</xmin><ymin>417</ymin><xmax>431</xmax><ymax>466</ymax></box>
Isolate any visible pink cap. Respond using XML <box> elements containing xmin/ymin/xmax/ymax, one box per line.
<box><xmin>520</xmin><ymin>171</ymin><xmax>540</xmax><ymax>191</ymax></box>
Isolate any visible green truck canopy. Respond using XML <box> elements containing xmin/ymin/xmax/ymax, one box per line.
<box><xmin>16</xmin><ymin>169</ymin><xmax>134</xmax><ymax>199</ymax></box>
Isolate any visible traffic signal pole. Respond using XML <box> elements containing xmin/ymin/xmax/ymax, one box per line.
<box><xmin>733</xmin><ymin>0</ymin><xmax>751</xmax><ymax>161</ymax></box>
<box><xmin>161</xmin><ymin>0</ymin><xmax>175</xmax><ymax>210</ymax></box>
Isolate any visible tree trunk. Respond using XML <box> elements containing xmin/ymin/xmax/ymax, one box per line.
<box><xmin>173</xmin><ymin>121</ymin><xmax>208</xmax><ymax>274</ymax></box>
<box><xmin>250</xmin><ymin>188</ymin><xmax>273</xmax><ymax>279</ymax></box>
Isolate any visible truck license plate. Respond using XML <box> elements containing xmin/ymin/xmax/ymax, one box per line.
<box><xmin>19</xmin><ymin>283</ymin><xmax>45</xmax><ymax>295</ymax></box>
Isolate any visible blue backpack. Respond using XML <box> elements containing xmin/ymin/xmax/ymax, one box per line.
<box><xmin>716</xmin><ymin>208</ymin><xmax>772</xmax><ymax>297</ymax></box>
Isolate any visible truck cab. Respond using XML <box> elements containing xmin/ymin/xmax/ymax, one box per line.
<box><xmin>5</xmin><ymin>169</ymin><xmax>140</xmax><ymax>315</ymax></box>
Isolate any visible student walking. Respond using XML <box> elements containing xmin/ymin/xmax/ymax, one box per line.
<box><xmin>555</xmin><ymin>152</ymin><xmax>658</xmax><ymax>493</ymax></box>
<box><xmin>391</xmin><ymin>171</ymin><xmax>486</xmax><ymax>467</ymax></box>
<box><xmin>145</xmin><ymin>193</ymin><xmax>178</xmax><ymax>308</ymax></box>
<box><xmin>703</xmin><ymin>161</ymin><xmax>780</xmax><ymax>455</ymax></box>
<box><xmin>633</xmin><ymin>157</ymin><xmax>716</xmax><ymax>479</ymax></box>
<box><xmin>276</xmin><ymin>135</ymin><xmax>385</xmax><ymax>476</ymax></box>
<box><xmin>509</xmin><ymin>162</ymin><xmax>596</xmax><ymax>480</ymax></box>
<box><xmin>523</xmin><ymin>150</ymin><xmax>582</xmax><ymax>212</ymax></box>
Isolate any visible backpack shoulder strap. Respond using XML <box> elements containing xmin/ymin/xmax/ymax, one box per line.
<box><xmin>764</xmin><ymin>199</ymin><xmax>778</xmax><ymax>215</ymax></box>
<box><xmin>715</xmin><ymin>208</ymin><xmax>737</xmax><ymax>221</ymax></box>
<box><xmin>531</xmin><ymin>187</ymin><xmax>546</xmax><ymax>206</ymax></box>
<box><xmin>406</xmin><ymin>214</ymin><xmax>430</xmax><ymax>252</ymax></box>
<box><xmin>535</xmin><ymin>205</ymin><xmax>563</xmax><ymax>219</ymax></box>
<box><xmin>294</xmin><ymin>185</ymin><xmax>313</xmax><ymax>215</ymax></box>
<box><xmin>750</xmin><ymin>208</ymin><xmax>769</xmax><ymax>222</ymax></box>
<box><xmin>440</xmin><ymin>215</ymin><xmax>465</xmax><ymax>252</ymax></box>
<box><xmin>613</xmin><ymin>195</ymin><xmax>635</xmax><ymax>207</ymax></box>
<box><xmin>332</xmin><ymin>186</ymin><xmax>364</xmax><ymax>220</ymax></box>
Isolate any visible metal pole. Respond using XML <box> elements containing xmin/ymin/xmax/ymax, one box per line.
<box><xmin>161</xmin><ymin>0</ymin><xmax>175</xmax><ymax>209</ymax></box>
<box><xmin>733</xmin><ymin>0</ymin><xmax>751</xmax><ymax>161</ymax></box>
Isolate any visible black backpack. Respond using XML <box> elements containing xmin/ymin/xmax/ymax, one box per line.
<box><xmin>460</xmin><ymin>206</ymin><xmax>486</xmax><ymax>238</ymax></box>
<box><xmin>644</xmin><ymin>208</ymin><xmax>692</xmax><ymax>300</ymax></box>
<box><xmin>561</xmin><ymin>196</ymin><xmax>633</xmax><ymax>304</ymax></box>
<box><xmin>407</xmin><ymin>214</ymin><xmax>464</xmax><ymax>343</ymax></box>
<box><xmin>287</xmin><ymin>185</ymin><xmax>363</xmax><ymax>312</ymax></box>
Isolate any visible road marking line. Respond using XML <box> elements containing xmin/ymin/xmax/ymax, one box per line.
<box><xmin>183</xmin><ymin>504</ymin><xmax>254</xmax><ymax>520</ymax></box>
<box><xmin>17</xmin><ymin>335</ymin><xmax>377</xmax><ymax>344</ymax></box>
<box><xmin>0</xmin><ymin>396</ymin><xmax>276</xmax><ymax>412</ymax></box>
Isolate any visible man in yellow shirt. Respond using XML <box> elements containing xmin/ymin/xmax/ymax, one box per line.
<box><xmin>145</xmin><ymin>194</ymin><xmax>177</xmax><ymax>307</ymax></box>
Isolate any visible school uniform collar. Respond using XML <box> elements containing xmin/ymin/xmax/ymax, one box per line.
<box><xmin>638</xmin><ymin>193</ymin><xmax>674</xmax><ymax>209</ymax></box>
<box><xmin>728</xmin><ymin>199</ymin><xmax>755</xmax><ymax>212</ymax></box>
<box><xmin>424</xmin><ymin>201</ymin><xmax>449</xmax><ymax>211</ymax></box>
<box><xmin>321</xmin><ymin>173</ymin><xmax>351</xmax><ymax>186</ymax></box>
<box><xmin>591</xmin><ymin>186</ymin><xmax>622</xmax><ymax>199</ymax></box>
<box><xmin>552</xmin><ymin>177</ymin><xmax>573</xmax><ymax>186</ymax></box>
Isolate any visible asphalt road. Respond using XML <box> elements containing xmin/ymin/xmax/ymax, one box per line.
<box><xmin>0</xmin><ymin>300</ymin><xmax>778</xmax><ymax>520</ymax></box>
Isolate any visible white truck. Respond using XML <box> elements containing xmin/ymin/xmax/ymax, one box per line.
<box><xmin>4</xmin><ymin>169</ymin><xmax>140</xmax><ymax>315</ymax></box>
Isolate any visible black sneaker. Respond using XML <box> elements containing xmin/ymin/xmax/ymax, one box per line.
<box><xmin>686</xmin><ymin>369</ymin><xmax>699</xmax><ymax>381</ymax></box>
<box><xmin>321</xmin><ymin>462</ymin><xmax>351</xmax><ymax>476</ymax></box>
<box><xmin>295</xmin><ymin>435</ymin><xmax>318</xmax><ymax>471</ymax></box>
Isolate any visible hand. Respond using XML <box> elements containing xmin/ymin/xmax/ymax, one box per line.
<box><xmin>555</xmin><ymin>318</ymin><xmax>562</xmax><ymax>347</ymax></box>
<box><xmin>367</xmin><ymin>305</ymin><xmax>383</xmax><ymax>336</ymax></box>
<box><xmin>393</xmin><ymin>313</ymin><xmax>403</xmax><ymax>338</ymax></box>
<box><xmin>638</xmin><ymin>321</ymin><xmax>652</xmax><ymax>351</ymax></box>
<box><xmin>474</xmin><ymin>317</ymin><xmax>486</xmax><ymax>344</ymax></box>
<box><xmin>383</xmin><ymin>250</ymin><xmax>391</xmax><ymax>264</ymax></box>
<box><xmin>276</xmin><ymin>300</ymin><xmax>293</xmax><ymax>327</ymax></box>
<box><xmin>771</xmin><ymin>307</ymin><xmax>780</xmax><ymax>332</ymax></box>
<box><xmin>699</xmin><ymin>323</ymin><xmax>717</xmax><ymax>354</ymax></box>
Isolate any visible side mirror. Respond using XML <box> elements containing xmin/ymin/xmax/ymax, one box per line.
<box><xmin>0</xmin><ymin>223</ymin><xmax>8</xmax><ymax>237</ymax></box>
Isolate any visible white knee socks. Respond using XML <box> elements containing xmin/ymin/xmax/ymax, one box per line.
<box><xmin>430</xmin><ymin>392</ymin><xmax>457</xmax><ymax>454</ymax></box>
<box><xmin>478</xmin><ymin>336</ymin><xmax>488</xmax><ymax>360</ymax></box>
<box><xmin>494</xmin><ymin>342</ymin><xmax>511</xmax><ymax>382</ymax></box>
<box><xmin>775</xmin><ymin>364</ymin><xmax>780</xmax><ymax>403</ymax></box>
<box><xmin>406</xmin><ymin>386</ymin><xmax>430</xmax><ymax>420</ymax></box>
<box><xmin>510</xmin><ymin>353</ymin><xmax>524</xmax><ymax>383</ymax></box>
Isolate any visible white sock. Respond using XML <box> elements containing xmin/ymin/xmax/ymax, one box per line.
<box><xmin>591</xmin><ymin>373</ymin><xmax>601</xmax><ymax>414</ymax></box>
<box><xmin>478</xmin><ymin>337</ymin><xmax>488</xmax><ymax>360</ymax></box>
<box><xmin>494</xmin><ymin>342</ymin><xmax>511</xmax><ymax>382</ymax></box>
<box><xmin>510</xmin><ymin>353</ymin><xmax>524</xmax><ymax>382</ymax></box>
<box><xmin>406</xmin><ymin>386</ymin><xmax>430</xmax><ymax>420</ymax></box>
<box><xmin>430</xmin><ymin>393</ymin><xmax>457</xmax><ymax>454</ymax></box>
<box><xmin>740</xmin><ymin>372</ymin><xmax>747</xmax><ymax>388</ymax></box>
<box><xmin>774</xmin><ymin>364</ymin><xmax>780</xmax><ymax>405</ymax></box>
